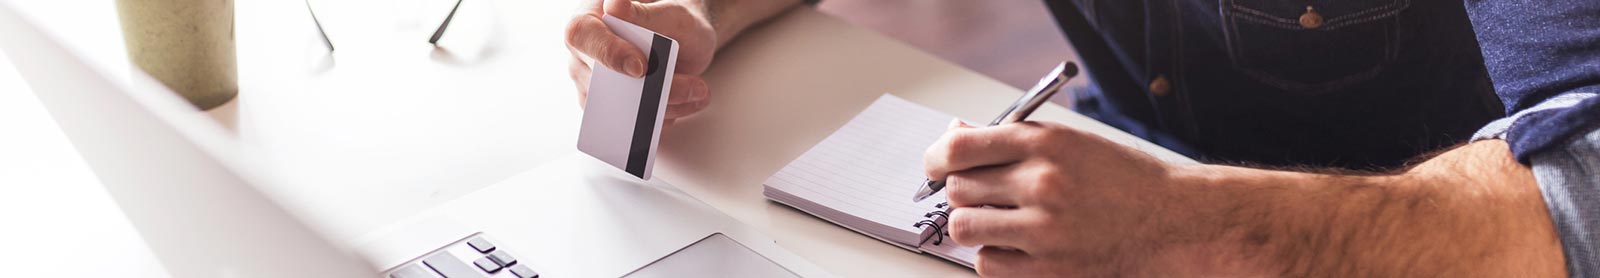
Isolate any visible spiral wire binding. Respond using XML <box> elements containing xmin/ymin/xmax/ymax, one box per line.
<box><xmin>912</xmin><ymin>202</ymin><xmax>953</xmax><ymax>245</ymax></box>
<box><xmin>913</xmin><ymin>220</ymin><xmax>946</xmax><ymax>245</ymax></box>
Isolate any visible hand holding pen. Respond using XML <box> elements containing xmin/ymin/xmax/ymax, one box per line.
<box><xmin>913</xmin><ymin>62</ymin><xmax>1079</xmax><ymax>202</ymax></box>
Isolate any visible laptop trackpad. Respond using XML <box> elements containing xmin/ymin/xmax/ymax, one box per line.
<box><xmin>623</xmin><ymin>233</ymin><xmax>799</xmax><ymax>278</ymax></box>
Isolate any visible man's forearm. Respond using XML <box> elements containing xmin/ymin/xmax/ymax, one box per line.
<box><xmin>690</xmin><ymin>0</ymin><xmax>803</xmax><ymax>48</ymax></box>
<box><xmin>1178</xmin><ymin>140</ymin><xmax>1566</xmax><ymax>276</ymax></box>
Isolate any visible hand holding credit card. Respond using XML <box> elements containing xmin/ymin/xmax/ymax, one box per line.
<box><xmin>577</xmin><ymin>15</ymin><xmax>680</xmax><ymax>179</ymax></box>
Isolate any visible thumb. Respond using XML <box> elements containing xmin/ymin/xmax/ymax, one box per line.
<box><xmin>949</xmin><ymin>119</ymin><xmax>975</xmax><ymax>129</ymax></box>
<box><xmin>603</xmin><ymin>0</ymin><xmax>654</xmax><ymax>23</ymax></box>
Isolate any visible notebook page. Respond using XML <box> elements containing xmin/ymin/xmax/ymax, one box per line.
<box><xmin>765</xmin><ymin>95</ymin><xmax>954</xmax><ymax>246</ymax></box>
<box><xmin>920</xmin><ymin>233</ymin><xmax>978</xmax><ymax>268</ymax></box>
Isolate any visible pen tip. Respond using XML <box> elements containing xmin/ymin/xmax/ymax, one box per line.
<box><xmin>912</xmin><ymin>186</ymin><xmax>934</xmax><ymax>202</ymax></box>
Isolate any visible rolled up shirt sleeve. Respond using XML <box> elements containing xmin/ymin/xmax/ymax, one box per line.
<box><xmin>1465</xmin><ymin>0</ymin><xmax>1600</xmax><ymax>276</ymax></box>
<box><xmin>1479</xmin><ymin>103</ymin><xmax>1600</xmax><ymax>276</ymax></box>
<box><xmin>1532</xmin><ymin>127</ymin><xmax>1600</xmax><ymax>277</ymax></box>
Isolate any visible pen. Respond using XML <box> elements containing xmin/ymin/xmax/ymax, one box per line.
<box><xmin>912</xmin><ymin>61</ymin><xmax>1079</xmax><ymax>202</ymax></box>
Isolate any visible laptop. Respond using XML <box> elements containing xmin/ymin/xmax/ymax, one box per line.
<box><xmin>0</xmin><ymin>2</ymin><xmax>826</xmax><ymax>277</ymax></box>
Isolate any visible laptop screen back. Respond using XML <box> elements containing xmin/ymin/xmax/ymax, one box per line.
<box><xmin>0</xmin><ymin>3</ymin><xmax>375</xmax><ymax>277</ymax></box>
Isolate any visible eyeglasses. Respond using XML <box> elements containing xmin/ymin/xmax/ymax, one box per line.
<box><xmin>304</xmin><ymin>0</ymin><xmax>464</xmax><ymax>52</ymax></box>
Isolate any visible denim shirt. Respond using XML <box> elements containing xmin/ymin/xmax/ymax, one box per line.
<box><xmin>1045</xmin><ymin>0</ymin><xmax>1505</xmax><ymax>170</ymax></box>
<box><xmin>1044</xmin><ymin>0</ymin><xmax>1600</xmax><ymax>274</ymax></box>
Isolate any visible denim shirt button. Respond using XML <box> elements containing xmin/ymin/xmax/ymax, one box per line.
<box><xmin>1299</xmin><ymin>6</ymin><xmax>1324</xmax><ymax>29</ymax></box>
<box><xmin>1149</xmin><ymin>75</ymin><xmax>1172</xmax><ymax>97</ymax></box>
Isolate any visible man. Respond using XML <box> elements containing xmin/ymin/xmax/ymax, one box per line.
<box><xmin>925</xmin><ymin>0</ymin><xmax>1598</xmax><ymax>275</ymax></box>
<box><xmin>563</xmin><ymin>0</ymin><xmax>1598</xmax><ymax>276</ymax></box>
<box><xmin>567</xmin><ymin>0</ymin><xmax>1505</xmax><ymax>170</ymax></box>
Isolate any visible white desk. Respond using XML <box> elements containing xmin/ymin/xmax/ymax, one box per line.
<box><xmin>0</xmin><ymin>0</ymin><xmax>1186</xmax><ymax>277</ymax></box>
<box><xmin>656</xmin><ymin>8</ymin><xmax>1190</xmax><ymax>277</ymax></box>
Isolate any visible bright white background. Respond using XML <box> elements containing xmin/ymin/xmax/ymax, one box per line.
<box><xmin>0</xmin><ymin>0</ymin><xmax>578</xmax><ymax>275</ymax></box>
<box><xmin>0</xmin><ymin>0</ymin><xmax>170</xmax><ymax>276</ymax></box>
<box><xmin>0</xmin><ymin>50</ymin><xmax>173</xmax><ymax>278</ymax></box>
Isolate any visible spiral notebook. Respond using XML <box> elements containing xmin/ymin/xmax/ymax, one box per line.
<box><xmin>763</xmin><ymin>95</ymin><xmax>978</xmax><ymax>268</ymax></box>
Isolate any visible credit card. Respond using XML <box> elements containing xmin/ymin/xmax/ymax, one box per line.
<box><xmin>577</xmin><ymin>14</ymin><xmax>679</xmax><ymax>180</ymax></box>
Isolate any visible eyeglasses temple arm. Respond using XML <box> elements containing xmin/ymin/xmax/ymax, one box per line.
<box><xmin>429</xmin><ymin>0</ymin><xmax>464</xmax><ymax>44</ymax></box>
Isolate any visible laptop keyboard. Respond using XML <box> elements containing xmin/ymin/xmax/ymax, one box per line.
<box><xmin>386</xmin><ymin>233</ymin><xmax>539</xmax><ymax>278</ymax></box>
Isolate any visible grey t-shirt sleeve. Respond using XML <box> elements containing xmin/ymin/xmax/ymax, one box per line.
<box><xmin>1474</xmin><ymin>93</ymin><xmax>1600</xmax><ymax>277</ymax></box>
<box><xmin>1530</xmin><ymin>128</ymin><xmax>1600</xmax><ymax>277</ymax></box>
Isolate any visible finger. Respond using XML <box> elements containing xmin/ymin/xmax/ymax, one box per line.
<box><xmin>667</xmin><ymin>75</ymin><xmax>709</xmax><ymax>105</ymax></box>
<box><xmin>568</xmin><ymin>0</ymin><xmax>602</xmax><ymax>66</ymax></box>
<box><xmin>924</xmin><ymin>124</ymin><xmax>1039</xmax><ymax>181</ymax></box>
<box><xmin>664</xmin><ymin>94</ymin><xmax>710</xmax><ymax>119</ymax></box>
<box><xmin>569</xmin><ymin>54</ymin><xmax>592</xmax><ymax>83</ymax></box>
<box><xmin>947</xmin><ymin>207</ymin><xmax>1037</xmax><ymax>249</ymax></box>
<box><xmin>948</xmin><ymin>118</ymin><xmax>973</xmax><ymax>129</ymax></box>
<box><xmin>603</xmin><ymin>0</ymin><xmax>657</xmax><ymax>24</ymax></box>
<box><xmin>976</xmin><ymin>246</ymin><xmax>1033</xmax><ymax>278</ymax></box>
<box><xmin>564</xmin><ymin>14</ymin><xmax>647</xmax><ymax>77</ymax></box>
<box><xmin>601</xmin><ymin>0</ymin><xmax>715</xmax><ymax>75</ymax></box>
<box><xmin>944</xmin><ymin>165</ymin><xmax>1023</xmax><ymax>208</ymax></box>
<box><xmin>575</xmin><ymin>0</ymin><xmax>602</xmax><ymax>14</ymax></box>
<box><xmin>569</xmin><ymin>57</ymin><xmax>592</xmax><ymax>108</ymax></box>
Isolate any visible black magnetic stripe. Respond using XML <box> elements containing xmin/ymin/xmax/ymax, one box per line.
<box><xmin>625</xmin><ymin>34</ymin><xmax>670</xmax><ymax>178</ymax></box>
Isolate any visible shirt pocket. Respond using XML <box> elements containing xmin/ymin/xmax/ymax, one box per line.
<box><xmin>1221</xmin><ymin>0</ymin><xmax>1410</xmax><ymax>95</ymax></box>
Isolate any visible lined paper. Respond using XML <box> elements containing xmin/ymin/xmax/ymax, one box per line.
<box><xmin>763</xmin><ymin>93</ymin><xmax>1194</xmax><ymax>269</ymax></box>
<box><xmin>764</xmin><ymin>95</ymin><xmax>975</xmax><ymax>265</ymax></box>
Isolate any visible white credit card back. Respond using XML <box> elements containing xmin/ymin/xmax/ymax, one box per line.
<box><xmin>577</xmin><ymin>15</ymin><xmax>679</xmax><ymax>179</ymax></box>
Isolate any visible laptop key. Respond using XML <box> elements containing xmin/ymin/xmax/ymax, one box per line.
<box><xmin>487</xmin><ymin>250</ymin><xmax>517</xmax><ymax>266</ymax></box>
<box><xmin>466</xmin><ymin>237</ymin><xmax>496</xmax><ymax>253</ymax></box>
<box><xmin>389</xmin><ymin>264</ymin><xmax>443</xmax><ymax>278</ymax></box>
<box><xmin>473</xmin><ymin>257</ymin><xmax>502</xmax><ymax>273</ymax></box>
<box><xmin>508</xmin><ymin>264</ymin><xmax>539</xmax><ymax>278</ymax></box>
<box><xmin>423</xmin><ymin>253</ymin><xmax>487</xmax><ymax>278</ymax></box>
